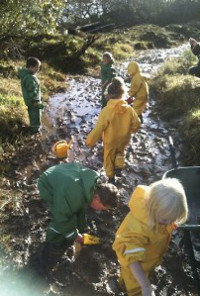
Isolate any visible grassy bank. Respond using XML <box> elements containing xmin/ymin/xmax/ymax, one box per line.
<box><xmin>150</xmin><ymin>50</ymin><xmax>200</xmax><ymax>164</ymax></box>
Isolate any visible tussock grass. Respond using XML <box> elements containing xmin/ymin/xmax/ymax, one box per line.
<box><xmin>151</xmin><ymin>50</ymin><xmax>200</xmax><ymax>163</ymax></box>
<box><xmin>113</xmin><ymin>43</ymin><xmax>133</xmax><ymax>59</ymax></box>
<box><xmin>93</xmin><ymin>34</ymin><xmax>135</xmax><ymax>60</ymax></box>
<box><xmin>158</xmin><ymin>50</ymin><xmax>197</xmax><ymax>76</ymax></box>
<box><xmin>89</xmin><ymin>24</ymin><xmax>179</xmax><ymax>65</ymax></box>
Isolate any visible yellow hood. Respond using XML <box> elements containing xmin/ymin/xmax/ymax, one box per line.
<box><xmin>113</xmin><ymin>185</ymin><xmax>174</xmax><ymax>270</ymax></box>
<box><xmin>107</xmin><ymin>99</ymin><xmax>129</xmax><ymax>114</ymax></box>
<box><xmin>127</xmin><ymin>61</ymin><xmax>140</xmax><ymax>77</ymax></box>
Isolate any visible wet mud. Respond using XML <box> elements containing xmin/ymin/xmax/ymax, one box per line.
<box><xmin>0</xmin><ymin>43</ymin><xmax>199</xmax><ymax>295</ymax></box>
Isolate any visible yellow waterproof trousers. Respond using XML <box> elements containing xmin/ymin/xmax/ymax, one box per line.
<box><xmin>119</xmin><ymin>267</ymin><xmax>144</xmax><ymax>296</ymax></box>
<box><xmin>104</xmin><ymin>144</ymin><xmax>126</xmax><ymax>178</ymax></box>
<box><xmin>119</xmin><ymin>258</ymin><xmax>159</xmax><ymax>296</ymax></box>
<box><xmin>133</xmin><ymin>96</ymin><xmax>147</xmax><ymax>116</ymax></box>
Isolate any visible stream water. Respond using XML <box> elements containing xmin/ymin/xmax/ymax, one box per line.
<box><xmin>1</xmin><ymin>43</ymin><xmax>198</xmax><ymax>296</ymax></box>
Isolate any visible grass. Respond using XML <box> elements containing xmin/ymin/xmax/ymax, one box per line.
<box><xmin>150</xmin><ymin>50</ymin><xmax>200</xmax><ymax>163</ymax></box>
<box><xmin>0</xmin><ymin>60</ymin><xmax>66</xmax><ymax>162</ymax></box>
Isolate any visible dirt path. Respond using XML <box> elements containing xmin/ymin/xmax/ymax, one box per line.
<box><xmin>1</xmin><ymin>43</ymin><xmax>197</xmax><ymax>296</ymax></box>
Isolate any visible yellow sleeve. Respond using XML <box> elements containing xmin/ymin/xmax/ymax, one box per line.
<box><xmin>131</xmin><ymin>109</ymin><xmax>140</xmax><ymax>133</ymax></box>
<box><xmin>128</xmin><ymin>75</ymin><xmax>142</xmax><ymax>97</ymax></box>
<box><xmin>86</xmin><ymin>110</ymin><xmax>108</xmax><ymax>147</ymax></box>
<box><xmin>113</xmin><ymin>232</ymin><xmax>149</xmax><ymax>267</ymax></box>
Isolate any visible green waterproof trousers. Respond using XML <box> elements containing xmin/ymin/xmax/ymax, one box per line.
<box><xmin>38</xmin><ymin>179</ymin><xmax>74</xmax><ymax>247</ymax></box>
<box><xmin>28</xmin><ymin>106</ymin><xmax>41</xmax><ymax>134</ymax></box>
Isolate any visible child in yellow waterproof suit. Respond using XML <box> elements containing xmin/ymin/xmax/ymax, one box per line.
<box><xmin>127</xmin><ymin>61</ymin><xmax>149</xmax><ymax>122</ymax></box>
<box><xmin>86</xmin><ymin>77</ymin><xmax>140</xmax><ymax>184</ymax></box>
<box><xmin>113</xmin><ymin>178</ymin><xmax>188</xmax><ymax>296</ymax></box>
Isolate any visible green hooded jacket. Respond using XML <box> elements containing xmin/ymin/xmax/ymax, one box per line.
<box><xmin>18</xmin><ymin>67</ymin><xmax>41</xmax><ymax>107</ymax></box>
<box><xmin>38</xmin><ymin>162</ymin><xmax>99</xmax><ymax>241</ymax></box>
<box><xmin>101</xmin><ymin>62</ymin><xmax>116</xmax><ymax>85</ymax></box>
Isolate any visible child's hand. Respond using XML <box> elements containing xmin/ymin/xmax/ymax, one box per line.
<box><xmin>142</xmin><ymin>285</ymin><xmax>155</xmax><ymax>296</ymax></box>
<box><xmin>126</xmin><ymin>97</ymin><xmax>134</xmax><ymax>105</ymax></box>
<box><xmin>75</xmin><ymin>233</ymin><xmax>84</xmax><ymax>244</ymax></box>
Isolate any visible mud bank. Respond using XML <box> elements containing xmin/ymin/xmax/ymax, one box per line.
<box><xmin>0</xmin><ymin>43</ymin><xmax>198</xmax><ymax>295</ymax></box>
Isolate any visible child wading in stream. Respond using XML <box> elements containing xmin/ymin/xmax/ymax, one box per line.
<box><xmin>127</xmin><ymin>61</ymin><xmax>149</xmax><ymax>123</ymax></box>
<box><xmin>113</xmin><ymin>178</ymin><xmax>188</xmax><ymax>296</ymax></box>
<box><xmin>100</xmin><ymin>51</ymin><xmax>116</xmax><ymax>108</ymax></box>
<box><xmin>18</xmin><ymin>57</ymin><xmax>43</xmax><ymax>134</ymax></box>
<box><xmin>86</xmin><ymin>77</ymin><xmax>140</xmax><ymax>184</ymax></box>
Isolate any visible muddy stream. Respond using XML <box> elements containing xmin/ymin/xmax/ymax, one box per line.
<box><xmin>1</xmin><ymin>43</ymin><xmax>199</xmax><ymax>295</ymax></box>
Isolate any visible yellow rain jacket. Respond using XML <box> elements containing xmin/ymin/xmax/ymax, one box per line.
<box><xmin>86</xmin><ymin>99</ymin><xmax>140</xmax><ymax>178</ymax></box>
<box><xmin>113</xmin><ymin>185</ymin><xmax>175</xmax><ymax>296</ymax></box>
<box><xmin>127</xmin><ymin>62</ymin><xmax>149</xmax><ymax>116</ymax></box>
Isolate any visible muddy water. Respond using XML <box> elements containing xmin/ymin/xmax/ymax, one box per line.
<box><xmin>1</xmin><ymin>43</ymin><xmax>198</xmax><ymax>296</ymax></box>
<box><xmin>42</xmin><ymin>44</ymin><xmax>188</xmax><ymax>188</ymax></box>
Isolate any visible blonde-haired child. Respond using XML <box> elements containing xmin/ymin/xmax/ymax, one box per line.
<box><xmin>113</xmin><ymin>178</ymin><xmax>188</xmax><ymax>296</ymax></box>
<box><xmin>127</xmin><ymin>61</ymin><xmax>149</xmax><ymax>123</ymax></box>
<box><xmin>100</xmin><ymin>51</ymin><xmax>116</xmax><ymax>108</ymax></box>
<box><xmin>86</xmin><ymin>77</ymin><xmax>140</xmax><ymax>184</ymax></box>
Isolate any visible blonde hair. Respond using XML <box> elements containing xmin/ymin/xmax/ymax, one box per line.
<box><xmin>147</xmin><ymin>178</ymin><xmax>188</xmax><ymax>229</ymax></box>
<box><xmin>107</xmin><ymin>77</ymin><xmax>126</xmax><ymax>99</ymax></box>
<box><xmin>103</xmin><ymin>51</ymin><xmax>115</xmax><ymax>64</ymax></box>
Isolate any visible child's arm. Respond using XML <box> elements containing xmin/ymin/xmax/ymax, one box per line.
<box><xmin>102</xmin><ymin>80</ymin><xmax>109</xmax><ymax>92</ymax></box>
<box><xmin>102</xmin><ymin>67</ymin><xmax>116</xmax><ymax>91</ymax></box>
<box><xmin>86</xmin><ymin>111</ymin><xmax>108</xmax><ymax>147</ymax></box>
<box><xmin>25</xmin><ymin>77</ymin><xmax>40</xmax><ymax>104</ymax></box>
<box><xmin>129</xmin><ymin>76</ymin><xmax>142</xmax><ymax>97</ymax></box>
<box><xmin>129</xmin><ymin>262</ymin><xmax>154</xmax><ymax>296</ymax></box>
<box><xmin>107</xmin><ymin>66</ymin><xmax>116</xmax><ymax>81</ymax></box>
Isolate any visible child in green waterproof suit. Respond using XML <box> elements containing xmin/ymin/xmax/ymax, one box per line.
<box><xmin>100</xmin><ymin>52</ymin><xmax>116</xmax><ymax>108</ymax></box>
<box><xmin>18</xmin><ymin>57</ymin><xmax>42</xmax><ymax>134</ymax></box>
<box><xmin>38</xmin><ymin>162</ymin><xmax>118</xmax><ymax>272</ymax></box>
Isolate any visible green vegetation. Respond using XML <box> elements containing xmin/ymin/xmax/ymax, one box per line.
<box><xmin>0</xmin><ymin>0</ymin><xmax>66</xmax><ymax>44</ymax></box>
<box><xmin>151</xmin><ymin>50</ymin><xmax>200</xmax><ymax>163</ymax></box>
<box><xmin>0</xmin><ymin>60</ymin><xmax>66</xmax><ymax>162</ymax></box>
